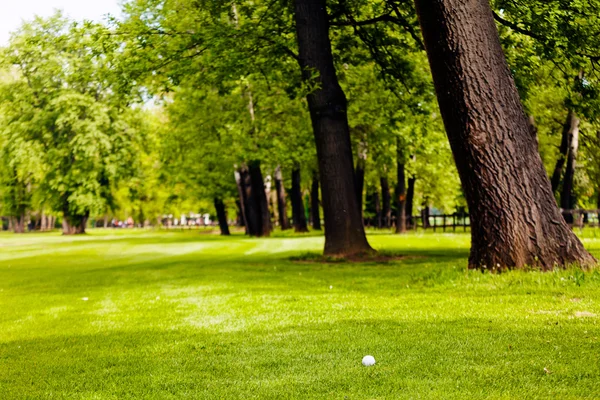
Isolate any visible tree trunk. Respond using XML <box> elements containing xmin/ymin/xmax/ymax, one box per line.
<box><xmin>406</xmin><ymin>176</ymin><xmax>416</xmax><ymax>229</ymax></box>
<box><xmin>293</xmin><ymin>0</ymin><xmax>372</xmax><ymax>255</ymax></box>
<box><xmin>354</xmin><ymin>142</ymin><xmax>367</xmax><ymax>217</ymax></box>
<box><xmin>380</xmin><ymin>177</ymin><xmax>391</xmax><ymax>228</ymax></box>
<box><xmin>248</xmin><ymin>160</ymin><xmax>271</xmax><ymax>237</ymax></box>
<box><xmin>290</xmin><ymin>168</ymin><xmax>309</xmax><ymax>233</ymax></box>
<box><xmin>395</xmin><ymin>141</ymin><xmax>406</xmax><ymax>234</ymax></box>
<box><xmin>11</xmin><ymin>215</ymin><xmax>25</xmax><ymax>234</ymax></box>
<box><xmin>560</xmin><ymin>112</ymin><xmax>580</xmax><ymax>224</ymax></box>
<box><xmin>275</xmin><ymin>166</ymin><xmax>291</xmax><ymax>230</ymax></box>
<box><xmin>240</xmin><ymin>166</ymin><xmax>260</xmax><ymax>236</ymax></box>
<box><xmin>374</xmin><ymin>189</ymin><xmax>382</xmax><ymax>229</ymax></box>
<box><xmin>214</xmin><ymin>197</ymin><xmax>230</xmax><ymax>236</ymax></box>
<box><xmin>311</xmin><ymin>172</ymin><xmax>322</xmax><ymax>230</ymax></box>
<box><xmin>551</xmin><ymin>110</ymin><xmax>578</xmax><ymax>194</ymax></box>
<box><xmin>235</xmin><ymin>169</ymin><xmax>249</xmax><ymax>234</ymax></box>
<box><xmin>414</xmin><ymin>0</ymin><xmax>594</xmax><ymax>269</ymax></box>
<box><xmin>62</xmin><ymin>207</ymin><xmax>89</xmax><ymax>235</ymax></box>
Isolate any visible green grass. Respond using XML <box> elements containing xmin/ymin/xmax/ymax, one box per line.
<box><xmin>1</xmin><ymin>230</ymin><xmax>600</xmax><ymax>399</ymax></box>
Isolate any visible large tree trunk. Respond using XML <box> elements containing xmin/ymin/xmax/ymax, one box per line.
<box><xmin>293</xmin><ymin>0</ymin><xmax>372</xmax><ymax>255</ymax></box>
<box><xmin>214</xmin><ymin>198</ymin><xmax>230</xmax><ymax>236</ymax></box>
<box><xmin>406</xmin><ymin>176</ymin><xmax>416</xmax><ymax>229</ymax></box>
<box><xmin>290</xmin><ymin>168</ymin><xmax>309</xmax><ymax>233</ymax></box>
<box><xmin>414</xmin><ymin>0</ymin><xmax>594</xmax><ymax>269</ymax></box>
<box><xmin>551</xmin><ymin>110</ymin><xmax>578</xmax><ymax>194</ymax></box>
<box><xmin>560</xmin><ymin>112</ymin><xmax>580</xmax><ymax>224</ymax></box>
<box><xmin>11</xmin><ymin>215</ymin><xmax>25</xmax><ymax>234</ymax></box>
<box><xmin>62</xmin><ymin>207</ymin><xmax>88</xmax><ymax>235</ymax></box>
<box><xmin>274</xmin><ymin>166</ymin><xmax>291</xmax><ymax>230</ymax></box>
<box><xmin>380</xmin><ymin>177</ymin><xmax>391</xmax><ymax>228</ymax></box>
<box><xmin>311</xmin><ymin>172</ymin><xmax>322</xmax><ymax>230</ymax></box>
<box><xmin>395</xmin><ymin>141</ymin><xmax>406</xmax><ymax>234</ymax></box>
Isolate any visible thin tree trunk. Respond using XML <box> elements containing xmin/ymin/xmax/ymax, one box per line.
<box><xmin>551</xmin><ymin>110</ymin><xmax>578</xmax><ymax>193</ymax></box>
<box><xmin>414</xmin><ymin>0</ymin><xmax>594</xmax><ymax>269</ymax></box>
<box><xmin>560</xmin><ymin>112</ymin><xmax>580</xmax><ymax>224</ymax></box>
<box><xmin>291</xmin><ymin>168</ymin><xmax>309</xmax><ymax>233</ymax></box>
<box><xmin>311</xmin><ymin>172</ymin><xmax>322</xmax><ymax>230</ymax></box>
<box><xmin>248</xmin><ymin>160</ymin><xmax>271</xmax><ymax>237</ymax></box>
<box><xmin>293</xmin><ymin>0</ymin><xmax>372</xmax><ymax>255</ymax></box>
<box><xmin>406</xmin><ymin>176</ymin><xmax>416</xmax><ymax>228</ymax></box>
<box><xmin>214</xmin><ymin>198</ymin><xmax>231</xmax><ymax>236</ymax></box>
<box><xmin>380</xmin><ymin>177</ymin><xmax>391</xmax><ymax>228</ymax></box>
<box><xmin>235</xmin><ymin>170</ymin><xmax>249</xmax><ymax>233</ymax></box>
<box><xmin>275</xmin><ymin>166</ymin><xmax>291</xmax><ymax>230</ymax></box>
<box><xmin>374</xmin><ymin>189</ymin><xmax>382</xmax><ymax>229</ymax></box>
<box><xmin>354</xmin><ymin>142</ymin><xmax>367</xmax><ymax>216</ymax></box>
<box><xmin>395</xmin><ymin>140</ymin><xmax>406</xmax><ymax>234</ymax></box>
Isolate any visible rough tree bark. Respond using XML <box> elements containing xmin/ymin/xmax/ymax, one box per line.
<box><xmin>274</xmin><ymin>166</ymin><xmax>291</xmax><ymax>230</ymax></box>
<box><xmin>311</xmin><ymin>172</ymin><xmax>322</xmax><ymax>230</ymax></box>
<box><xmin>551</xmin><ymin>110</ymin><xmax>579</xmax><ymax>194</ymax></box>
<box><xmin>414</xmin><ymin>0</ymin><xmax>595</xmax><ymax>269</ymax></box>
<box><xmin>380</xmin><ymin>177</ymin><xmax>391</xmax><ymax>228</ymax></box>
<box><xmin>290</xmin><ymin>168</ymin><xmax>309</xmax><ymax>233</ymax></box>
<box><xmin>293</xmin><ymin>0</ymin><xmax>372</xmax><ymax>255</ymax></box>
<box><xmin>560</xmin><ymin>112</ymin><xmax>580</xmax><ymax>224</ymax></box>
<box><xmin>214</xmin><ymin>198</ymin><xmax>231</xmax><ymax>236</ymax></box>
<box><xmin>240</xmin><ymin>166</ymin><xmax>260</xmax><ymax>236</ymax></box>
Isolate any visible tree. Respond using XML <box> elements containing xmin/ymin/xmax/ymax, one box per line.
<box><xmin>293</xmin><ymin>0</ymin><xmax>372</xmax><ymax>255</ymax></box>
<box><xmin>413</xmin><ymin>0</ymin><xmax>595</xmax><ymax>269</ymax></box>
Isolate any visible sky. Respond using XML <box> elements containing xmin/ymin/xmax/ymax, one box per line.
<box><xmin>0</xmin><ymin>0</ymin><xmax>122</xmax><ymax>44</ymax></box>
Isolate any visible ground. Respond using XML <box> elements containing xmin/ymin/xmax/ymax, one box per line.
<box><xmin>1</xmin><ymin>229</ymin><xmax>599</xmax><ymax>399</ymax></box>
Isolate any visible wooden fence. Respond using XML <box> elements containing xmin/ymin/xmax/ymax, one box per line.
<box><xmin>365</xmin><ymin>209</ymin><xmax>600</xmax><ymax>231</ymax></box>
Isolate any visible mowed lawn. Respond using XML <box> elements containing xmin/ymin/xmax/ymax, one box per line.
<box><xmin>1</xmin><ymin>230</ymin><xmax>600</xmax><ymax>399</ymax></box>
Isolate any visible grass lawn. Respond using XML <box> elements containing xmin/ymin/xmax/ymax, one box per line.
<box><xmin>1</xmin><ymin>229</ymin><xmax>600</xmax><ymax>399</ymax></box>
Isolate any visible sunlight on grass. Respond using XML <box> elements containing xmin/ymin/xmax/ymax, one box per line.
<box><xmin>0</xmin><ymin>230</ymin><xmax>599</xmax><ymax>399</ymax></box>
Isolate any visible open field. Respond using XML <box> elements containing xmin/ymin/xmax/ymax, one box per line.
<box><xmin>1</xmin><ymin>230</ymin><xmax>600</xmax><ymax>399</ymax></box>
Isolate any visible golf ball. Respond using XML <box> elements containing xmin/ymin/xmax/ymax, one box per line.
<box><xmin>362</xmin><ymin>355</ymin><xmax>376</xmax><ymax>366</ymax></box>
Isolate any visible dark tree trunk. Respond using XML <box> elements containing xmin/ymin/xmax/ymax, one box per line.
<box><xmin>235</xmin><ymin>200</ymin><xmax>245</xmax><ymax>227</ymax></box>
<box><xmin>293</xmin><ymin>0</ymin><xmax>372</xmax><ymax>255</ymax></box>
<box><xmin>414</xmin><ymin>0</ymin><xmax>594</xmax><ymax>269</ymax></box>
<box><xmin>240</xmin><ymin>166</ymin><xmax>260</xmax><ymax>236</ymax></box>
<box><xmin>380</xmin><ymin>177</ymin><xmax>391</xmax><ymax>228</ymax></box>
<box><xmin>214</xmin><ymin>198</ymin><xmax>230</xmax><ymax>236</ymax></box>
<box><xmin>62</xmin><ymin>207</ymin><xmax>89</xmax><ymax>235</ymax></box>
<box><xmin>290</xmin><ymin>168</ymin><xmax>309</xmax><ymax>233</ymax></box>
<box><xmin>551</xmin><ymin>110</ymin><xmax>578</xmax><ymax>194</ymax></box>
<box><xmin>235</xmin><ymin>169</ymin><xmax>249</xmax><ymax>234</ymax></box>
<box><xmin>275</xmin><ymin>166</ymin><xmax>291</xmax><ymax>230</ymax></box>
<box><xmin>395</xmin><ymin>141</ymin><xmax>406</xmax><ymax>234</ymax></box>
<box><xmin>560</xmin><ymin>112</ymin><xmax>580</xmax><ymax>224</ymax></box>
<box><xmin>248</xmin><ymin>161</ymin><xmax>271</xmax><ymax>237</ymax></box>
<box><xmin>311</xmin><ymin>172</ymin><xmax>322</xmax><ymax>230</ymax></box>
<box><xmin>406</xmin><ymin>176</ymin><xmax>416</xmax><ymax>228</ymax></box>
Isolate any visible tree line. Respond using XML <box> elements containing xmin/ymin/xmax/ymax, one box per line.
<box><xmin>1</xmin><ymin>0</ymin><xmax>600</xmax><ymax>270</ymax></box>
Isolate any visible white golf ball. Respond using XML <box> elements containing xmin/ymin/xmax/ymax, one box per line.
<box><xmin>362</xmin><ymin>355</ymin><xmax>376</xmax><ymax>366</ymax></box>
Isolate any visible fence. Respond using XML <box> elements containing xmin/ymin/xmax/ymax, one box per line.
<box><xmin>365</xmin><ymin>209</ymin><xmax>600</xmax><ymax>231</ymax></box>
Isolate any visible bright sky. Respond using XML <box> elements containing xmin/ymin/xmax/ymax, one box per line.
<box><xmin>0</xmin><ymin>0</ymin><xmax>122</xmax><ymax>44</ymax></box>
